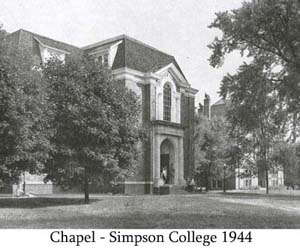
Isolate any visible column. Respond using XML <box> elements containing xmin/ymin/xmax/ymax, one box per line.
<box><xmin>150</xmin><ymin>83</ymin><xmax>156</xmax><ymax>121</ymax></box>
<box><xmin>175</xmin><ymin>95</ymin><xmax>180</xmax><ymax>123</ymax></box>
<box><xmin>154</xmin><ymin>135</ymin><xmax>161</xmax><ymax>187</ymax></box>
<box><xmin>157</xmin><ymin>92</ymin><xmax>162</xmax><ymax>120</ymax></box>
<box><xmin>178</xmin><ymin>137</ymin><xmax>185</xmax><ymax>185</ymax></box>
<box><xmin>174</xmin><ymin>140</ymin><xmax>179</xmax><ymax>184</ymax></box>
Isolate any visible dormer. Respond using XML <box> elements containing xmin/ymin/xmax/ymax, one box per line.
<box><xmin>34</xmin><ymin>37</ymin><xmax>70</xmax><ymax>64</ymax></box>
<box><xmin>86</xmin><ymin>40</ymin><xmax>122</xmax><ymax>68</ymax></box>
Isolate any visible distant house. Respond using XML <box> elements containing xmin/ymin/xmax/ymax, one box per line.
<box><xmin>2</xmin><ymin>29</ymin><xmax>198</xmax><ymax>195</ymax></box>
<box><xmin>210</xmin><ymin>98</ymin><xmax>230</xmax><ymax>119</ymax></box>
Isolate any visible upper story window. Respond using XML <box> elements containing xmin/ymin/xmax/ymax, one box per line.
<box><xmin>44</xmin><ymin>48</ymin><xmax>66</xmax><ymax>63</ymax></box>
<box><xmin>35</xmin><ymin>37</ymin><xmax>68</xmax><ymax>64</ymax></box>
<box><xmin>163</xmin><ymin>84</ymin><xmax>172</xmax><ymax>121</ymax></box>
<box><xmin>97</xmin><ymin>53</ymin><xmax>109</xmax><ymax>67</ymax></box>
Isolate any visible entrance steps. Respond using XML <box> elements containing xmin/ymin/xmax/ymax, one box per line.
<box><xmin>169</xmin><ymin>185</ymin><xmax>189</xmax><ymax>194</ymax></box>
<box><xmin>159</xmin><ymin>184</ymin><xmax>188</xmax><ymax>195</ymax></box>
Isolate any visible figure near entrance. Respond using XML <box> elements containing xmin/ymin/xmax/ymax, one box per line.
<box><xmin>160</xmin><ymin>139</ymin><xmax>175</xmax><ymax>185</ymax></box>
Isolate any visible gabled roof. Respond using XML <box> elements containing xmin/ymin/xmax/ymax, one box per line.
<box><xmin>83</xmin><ymin>34</ymin><xmax>187</xmax><ymax>79</ymax></box>
<box><xmin>212</xmin><ymin>98</ymin><xmax>231</xmax><ymax>106</ymax></box>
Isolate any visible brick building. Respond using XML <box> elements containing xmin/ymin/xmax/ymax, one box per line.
<box><xmin>3</xmin><ymin>29</ymin><xmax>198</xmax><ymax>194</ymax></box>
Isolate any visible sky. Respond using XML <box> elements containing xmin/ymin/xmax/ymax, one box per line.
<box><xmin>0</xmin><ymin>0</ymin><xmax>245</xmax><ymax>106</ymax></box>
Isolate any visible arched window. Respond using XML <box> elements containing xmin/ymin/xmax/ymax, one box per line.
<box><xmin>163</xmin><ymin>84</ymin><xmax>172</xmax><ymax>121</ymax></box>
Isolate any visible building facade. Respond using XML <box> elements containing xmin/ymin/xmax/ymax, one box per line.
<box><xmin>3</xmin><ymin>29</ymin><xmax>198</xmax><ymax>195</ymax></box>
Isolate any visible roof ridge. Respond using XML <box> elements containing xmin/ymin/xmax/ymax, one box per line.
<box><xmin>212</xmin><ymin>98</ymin><xmax>230</xmax><ymax>106</ymax></box>
<box><xmin>82</xmin><ymin>34</ymin><xmax>174</xmax><ymax>57</ymax></box>
<box><xmin>14</xmin><ymin>29</ymin><xmax>80</xmax><ymax>49</ymax></box>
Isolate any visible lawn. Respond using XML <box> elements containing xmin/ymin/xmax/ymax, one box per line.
<box><xmin>1</xmin><ymin>191</ymin><xmax>300</xmax><ymax>228</ymax></box>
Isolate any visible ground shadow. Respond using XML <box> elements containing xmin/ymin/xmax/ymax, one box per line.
<box><xmin>0</xmin><ymin>197</ymin><xmax>101</xmax><ymax>209</ymax></box>
<box><xmin>219</xmin><ymin>192</ymin><xmax>300</xmax><ymax>201</ymax></box>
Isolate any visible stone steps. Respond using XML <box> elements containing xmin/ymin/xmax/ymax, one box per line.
<box><xmin>158</xmin><ymin>184</ymin><xmax>188</xmax><ymax>195</ymax></box>
<box><xmin>169</xmin><ymin>185</ymin><xmax>189</xmax><ymax>195</ymax></box>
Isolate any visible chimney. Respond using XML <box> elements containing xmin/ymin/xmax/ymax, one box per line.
<box><xmin>203</xmin><ymin>93</ymin><xmax>210</xmax><ymax>119</ymax></box>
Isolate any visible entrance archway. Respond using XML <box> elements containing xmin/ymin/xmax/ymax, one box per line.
<box><xmin>160</xmin><ymin>139</ymin><xmax>175</xmax><ymax>184</ymax></box>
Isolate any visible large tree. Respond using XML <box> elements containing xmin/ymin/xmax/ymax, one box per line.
<box><xmin>220</xmin><ymin>61</ymin><xmax>285</xmax><ymax>193</ymax></box>
<box><xmin>0</xmin><ymin>25</ymin><xmax>51</xmax><ymax>191</ymax></box>
<box><xmin>43</xmin><ymin>56</ymin><xmax>143</xmax><ymax>203</ymax></box>
<box><xmin>208</xmin><ymin>0</ymin><xmax>298</xmax><ymax>193</ymax></box>
<box><xmin>194</xmin><ymin>115</ymin><xmax>232</xmax><ymax>191</ymax></box>
<box><xmin>208</xmin><ymin>0</ymin><xmax>300</xmax><ymax>141</ymax></box>
<box><xmin>272</xmin><ymin>142</ymin><xmax>300</xmax><ymax>188</ymax></box>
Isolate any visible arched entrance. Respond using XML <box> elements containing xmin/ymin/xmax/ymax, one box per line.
<box><xmin>160</xmin><ymin>139</ymin><xmax>175</xmax><ymax>184</ymax></box>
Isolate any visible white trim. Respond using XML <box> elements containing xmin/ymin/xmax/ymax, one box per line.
<box><xmin>20</xmin><ymin>182</ymin><xmax>53</xmax><ymax>185</ymax></box>
<box><xmin>111</xmin><ymin>67</ymin><xmax>162</xmax><ymax>84</ymax></box>
<box><xmin>88</xmin><ymin>48</ymin><xmax>110</xmax><ymax>56</ymax></box>
<box><xmin>110</xmin><ymin>40</ymin><xmax>123</xmax><ymax>49</ymax></box>
<box><xmin>82</xmin><ymin>34</ymin><xmax>126</xmax><ymax>50</ymax></box>
<box><xmin>114</xmin><ymin>73</ymin><xmax>143</xmax><ymax>83</ymax></box>
<box><xmin>112</xmin><ymin>66</ymin><xmax>198</xmax><ymax>96</ymax></box>
<box><xmin>34</xmin><ymin>37</ymin><xmax>71</xmax><ymax>54</ymax></box>
<box><xmin>155</xmin><ymin>63</ymin><xmax>189</xmax><ymax>86</ymax></box>
<box><xmin>112</xmin><ymin>67</ymin><xmax>145</xmax><ymax>78</ymax></box>
<box><xmin>87</xmin><ymin>41</ymin><xmax>123</xmax><ymax>56</ymax></box>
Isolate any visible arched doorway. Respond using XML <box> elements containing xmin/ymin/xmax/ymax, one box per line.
<box><xmin>160</xmin><ymin>139</ymin><xmax>175</xmax><ymax>184</ymax></box>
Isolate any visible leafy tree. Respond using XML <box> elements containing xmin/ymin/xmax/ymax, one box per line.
<box><xmin>221</xmin><ymin>62</ymin><xmax>286</xmax><ymax>193</ymax></box>
<box><xmin>43</xmin><ymin>57</ymin><xmax>142</xmax><ymax>203</ymax></box>
<box><xmin>194</xmin><ymin>115</ymin><xmax>232</xmax><ymax>191</ymax></box>
<box><xmin>208</xmin><ymin>0</ymin><xmax>297</xmax><ymax>193</ymax></box>
<box><xmin>0</xmin><ymin>25</ymin><xmax>52</xmax><ymax>191</ymax></box>
<box><xmin>0</xmin><ymin>25</ymin><xmax>7</xmax><ymax>39</ymax></box>
<box><xmin>272</xmin><ymin>142</ymin><xmax>300</xmax><ymax>188</ymax></box>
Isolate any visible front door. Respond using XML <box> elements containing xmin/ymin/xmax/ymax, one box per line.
<box><xmin>161</xmin><ymin>154</ymin><xmax>170</xmax><ymax>184</ymax></box>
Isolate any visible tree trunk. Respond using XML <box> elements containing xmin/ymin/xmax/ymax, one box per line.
<box><xmin>263</xmin><ymin>142</ymin><xmax>269</xmax><ymax>195</ymax></box>
<box><xmin>205</xmin><ymin>170</ymin><xmax>209</xmax><ymax>192</ymax></box>
<box><xmin>265</xmin><ymin>168</ymin><xmax>269</xmax><ymax>194</ymax></box>
<box><xmin>223</xmin><ymin>168</ymin><xmax>226</xmax><ymax>193</ymax></box>
<box><xmin>23</xmin><ymin>172</ymin><xmax>26</xmax><ymax>195</ymax></box>
<box><xmin>84</xmin><ymin>168</ymin><xmax>89</xmax><ymax>204</ymax></box>
<box><xmin>206</xmin><ymin>179</ymin><xmax>209</xmax><ymax>192</ymax></box>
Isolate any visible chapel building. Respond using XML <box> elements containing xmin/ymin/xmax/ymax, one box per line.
<box><xmin>3</xmin><ymin>29</ymin><xmax>198</xmax><ymax>194</ymax></box>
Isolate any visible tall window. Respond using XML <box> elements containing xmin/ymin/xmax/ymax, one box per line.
<box><xmin>163</xmin><ymin>84</ymin><xmax>172</xmax><ymax>121</ymax></box>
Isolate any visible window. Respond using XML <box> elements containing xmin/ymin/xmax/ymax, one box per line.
<box><xmin>103</xmin><ymin>53</ymin><xmax>109</xmax><ymax>67</ymax></box>
<box><xmin>97</xmin><ymin>53</ymin><xmax>109</xmax><ymax>67</ymax></box>
<box><xmin>163</xmin><ymin>84</ymin><xmax>172</xmax><ymax>121</ymax></box>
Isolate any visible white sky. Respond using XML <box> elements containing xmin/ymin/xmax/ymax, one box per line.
<box><xmin>0</xmin><ymin>0</ymin><xmax>245</xmax><ymax>106</ymax></box>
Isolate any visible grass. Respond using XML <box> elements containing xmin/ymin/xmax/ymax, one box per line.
<box><xmin>1</xmin><ymin>190</ymin><xmax>300</xmax><ymax>228</ymax></box>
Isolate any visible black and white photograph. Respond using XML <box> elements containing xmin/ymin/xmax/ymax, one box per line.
<box><xmin>1</xmin><ymin>0</ymin><xmax>300</xmax><ymax>235</ymax></box>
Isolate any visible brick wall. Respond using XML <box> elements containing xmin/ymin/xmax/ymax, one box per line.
<box><xmin>181</xmin><ymin>94</ymin><xmax>195</xmax><ymax>180</ymax></box>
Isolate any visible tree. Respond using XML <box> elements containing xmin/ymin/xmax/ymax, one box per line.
<box><xmin>194</xmin><ymin>115</ymin><xmax>232</xmax><ymax>191</ymax></box>
<box><xmin>220</xmin><ymin>62</ymin><xmax>285</xmax><ymax>193</ymax></box>
<box><xmin>208</xmin><ymin>0</ymin><xmax>300</xmax><ymax>141</ymax></box>
<box><xmin>0</xmin><ymin>25</ymin><xmax>52</xmax><ymax>191</ymax></box>
<box><xmin>272</xmin><ymin>142</ymin><xmax>300</xmax><ymax>188</ymax></box>
<box><xmin>43</xmin><ymin>56</ymin><xmax>142</xmax><ymax>203</ymax></box>
<box><xmin>208</xmin><ymin>0</ymin><xmax>298</xmax><ymax>193</ymax></box>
